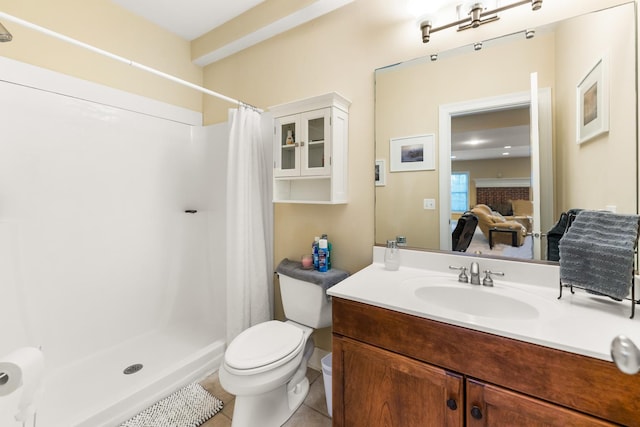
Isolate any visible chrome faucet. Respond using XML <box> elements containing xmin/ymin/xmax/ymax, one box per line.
<box><xmin>449</xmin><ymin>265</ymin><xmax>468</xmax><ymax>283</ymax></box>
<box><xmin>482</xmin><ymin>270</ymin><xmax>505</xmax><ymax>287</ymax></box>
<box><xmin>470</xmin><ymin>262</ymin><xmax>480</xmax><ymax>285</ymax></box>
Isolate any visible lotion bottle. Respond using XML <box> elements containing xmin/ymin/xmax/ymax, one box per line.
<box><xmin>321</xmin><ymin>233</ymin><xmax>332</xmax><ymax>270</ymax></box>
<box><xmin>318</xmin><ymin>238</ymin><xmax>329</xmax><ymax>272</ymax></box>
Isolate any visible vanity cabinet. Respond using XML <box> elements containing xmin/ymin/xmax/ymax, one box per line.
<box><xmin>269</xmin><ymin>92</ymin><xmax>350</xmax><ymax>204</ymax></box>
<box><xmin>332</xmin><ymin>298</ymin><xmax>638</xmax><ymax>426</ymax></box>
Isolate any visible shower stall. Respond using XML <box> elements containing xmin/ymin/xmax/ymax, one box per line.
<box><xmin>0</xmin><ymin>56</ymin><xmax>228</xmax><ymax>426</ymax></box>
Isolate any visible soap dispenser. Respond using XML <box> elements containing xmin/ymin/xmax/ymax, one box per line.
<box><xmin>384</xmin><ymin>240</ymin><xmax>400</xmax><ymax>271</ymax></box>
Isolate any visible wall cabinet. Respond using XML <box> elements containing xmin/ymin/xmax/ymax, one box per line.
<box><xmin>332</xmin><ymin>298</ymin><xmax>638</xmax><ymax>426</ymax></box>
<box><xmin>269</xmin><ymin>92</ymin><xmax>350</xmax><ymax>204</ymax></box>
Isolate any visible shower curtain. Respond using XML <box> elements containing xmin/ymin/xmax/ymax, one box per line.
<box><xmin>226</xmin><ymin>105</ymin><xmax>273</xmax><ymax>342</ymax></box>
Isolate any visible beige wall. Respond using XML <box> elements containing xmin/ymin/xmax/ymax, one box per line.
<box><xmin>0</xmin><ymin>0</ymin><xmax>203</xmax><ymax>111</ymax></box>
<box><xmin>554</xmin><ymin>3</ymin><xmax>637</xmax><ymax>214</ymax></box>
<box><xmin>201</xmin><ymin>2</ymin><xmax>383</xmax><ymax>349</ymax></box>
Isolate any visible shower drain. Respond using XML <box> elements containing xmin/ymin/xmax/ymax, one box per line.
<box><xmin>123</xmin><ymin>363</ymin><xmax>143</xmax><ymax>375</ymax></box>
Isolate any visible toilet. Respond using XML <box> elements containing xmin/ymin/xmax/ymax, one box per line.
<box><xmin>218</xmin><ymin>271</ymin><xmax>334</xmax><ymax>427</ymax></box>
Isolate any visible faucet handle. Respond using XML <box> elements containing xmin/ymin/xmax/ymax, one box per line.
<box><xmin>449</xmin><ymin>265</ymin><xmax>469</xmax><ymax>283</ymax></box>
<box><xmin>483</xmin><ymin>270</ymin><xmax>504</xmax><ymax>287</ymax></box>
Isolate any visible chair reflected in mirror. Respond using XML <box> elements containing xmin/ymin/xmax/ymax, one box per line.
<box><xmin>470</xmin><ymin>204</ymin><xmax>527</xmax><ymax>248</ymax></box>
<box><xmin>452</xmin><ymin>212</ymin><xmax>478</xmax><ymax>252</ymax></box>
<box><xmin>547</xmin><ymin>209</ymin><xmax>582</xmax><ymax>261</ymax></box>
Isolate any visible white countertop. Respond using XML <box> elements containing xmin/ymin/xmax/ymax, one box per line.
<box><xmin>327</xmin><ymin>247</ymin><xmax>640</xmax><ymax>361</ymax></box>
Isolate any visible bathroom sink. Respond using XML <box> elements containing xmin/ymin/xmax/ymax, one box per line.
<box><xmin>414</xmin><ymin>285</ymin><xmax>539</xmax><ymax>320</ymax></box>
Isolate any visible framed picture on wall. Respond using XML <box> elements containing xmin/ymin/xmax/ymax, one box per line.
<box><xmin>389</xmin><ymin>134</ymin><xmax>436</xmax><ymax>172</ymax></box>
<box><xmin>576</xmin><ymin>55</ymin><xmax>609</xmax><ymax>144</ymax></box>
<box><xmin>375</xmin><ymin>159</ymin><xmax>386</xmax><ymax>186</ymax></box>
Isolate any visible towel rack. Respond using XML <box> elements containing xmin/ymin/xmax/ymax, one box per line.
<box><xmin>557</xmin><ymin>212</ymin><xmax>640</xmax><ymax>319</ymax></box>
<box><xmin>558</xmin><ymin>276</ymin><xmax>638</xmax><ymax>319</ymax></box>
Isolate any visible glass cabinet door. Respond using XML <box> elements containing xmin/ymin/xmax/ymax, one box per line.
<box><xmin>301</xmin><ymin>109</ymin><xmax>331</xmax><ymax>176</ymax></box>
<box><xmin>275</xmin><ymin>114</ymin><xmax>300</xmax><ymax>177</ymax></box>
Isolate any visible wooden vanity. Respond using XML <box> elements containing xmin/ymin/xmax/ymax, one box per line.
<box><xmin>332</xmin><ymin>297</ymin><xmax>640</xmax><ymax>426</ymax></box>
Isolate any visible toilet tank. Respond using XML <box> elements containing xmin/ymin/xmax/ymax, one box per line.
<box><xmin>279</xmin><ymin>274</ymin><xmax>332</xmax><ymax>329</ymax></box>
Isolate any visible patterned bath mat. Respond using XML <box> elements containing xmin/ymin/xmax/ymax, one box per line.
<box><xmin>120</xmin><ymin>382</ymin><xmax>224</xmax><ymax>427</ymax></box>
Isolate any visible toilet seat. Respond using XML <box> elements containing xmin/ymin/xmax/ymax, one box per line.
<box><xmin>224</xmin><ymin>321</ymin><xmax>305</xmax><ymax>375</ymax></box>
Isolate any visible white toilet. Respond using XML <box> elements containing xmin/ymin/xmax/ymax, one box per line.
<box><xmin>218</xmin><ymin>272</ymin><xmax>333</xmax><ymax>427</ymax></box>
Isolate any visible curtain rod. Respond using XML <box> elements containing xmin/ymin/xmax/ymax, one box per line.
<box><xmin>0</xmin><ymin>11</ymin><xmax>262</xmax><ymax>111</ymax></box>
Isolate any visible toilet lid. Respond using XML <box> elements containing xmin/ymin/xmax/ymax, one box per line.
<box><xmin>225</xmin><ymin>321</ymin><xmax>305</xmax><ymax>370</ymax></box>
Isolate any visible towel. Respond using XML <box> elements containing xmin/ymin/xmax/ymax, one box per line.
<box><xmin>559</xmin><ymin>210</ymin><xmax>640</xmax><ymax>300</ymax></box>
<box><xmin>276</xmin><ymin>258</ymin><xmax>349</xmax><ymax>296</ymax></box>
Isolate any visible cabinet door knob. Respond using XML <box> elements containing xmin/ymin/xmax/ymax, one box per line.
<box><xmin>446</xmin><ymin>398</ymin><xmax>458</xmax><ymax>410</ymax></box>
<box><xmin>470</xmin><ymin>405</ymin><xmax>483</xmax><ymax>419</ymax></box>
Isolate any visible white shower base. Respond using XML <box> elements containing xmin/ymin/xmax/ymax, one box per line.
<box><xmin>37</xmin><ymin>327</ymin><xmax>224</xmax><ymax>427</ymax></box>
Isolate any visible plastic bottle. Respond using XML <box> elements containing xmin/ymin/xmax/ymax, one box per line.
<box><xmin>312</xmin><ymin>236</ymin><xmax>320</xmax><ymax>270</ymax></box>
<box><xmin>318</xmin><ymin>238</ymin><xmax>329</xmax><ymax>272</ymax></box>
<box><xmin>321</xmin><ymin>233</ymin><xmax>332</xmax><ymax>270</ymax></box>
<box><xmin>384</xmin><ymin>239</ymin><xmax>401</xmax><ymax>271</ymax></box>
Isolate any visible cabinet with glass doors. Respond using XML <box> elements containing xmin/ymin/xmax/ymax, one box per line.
<box><xmin>270</xmin><ymin>92</ymin><xmax>350</xmax><ymax>204</ymax></box>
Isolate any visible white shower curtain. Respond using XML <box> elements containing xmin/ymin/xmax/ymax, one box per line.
<box><xmin>226</xmin><ymin>105</ymin><xmax>273</xmax><ymax>343</ymax></box>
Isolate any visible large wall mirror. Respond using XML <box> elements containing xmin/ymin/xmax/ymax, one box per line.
<box><xmin>375</xmin><ymin>2</ymin><xmax>637</xmax><ymax>262</ymax></box>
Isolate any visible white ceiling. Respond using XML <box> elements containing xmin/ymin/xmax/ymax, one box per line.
<box><xmin>452</xmin><ymin>125</ymin><xmax>531</xmax><ymax>161</ymax></box>
<box><xmin>451</xmin><ymin>107</ymin><xmax>531</xmax><ymax>161</ymax></box>
<box><xmin>110</xmin><ymin>0</ymin><xmax>266</xmax><ymax>41</ymax></box>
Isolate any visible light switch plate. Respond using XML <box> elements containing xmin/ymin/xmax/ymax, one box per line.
<box><xmin>424</xmin><ymin>198</ymin><xmax>436</xmax><ymax>210</ymax></box>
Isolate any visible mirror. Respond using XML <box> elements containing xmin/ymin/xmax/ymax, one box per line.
<box><xmin>375</xmin><ymin>2</ymin><xmax>637</xmax><ymax>262</ymax></box>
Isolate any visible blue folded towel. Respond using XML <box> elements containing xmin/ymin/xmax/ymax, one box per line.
<box><xmin>559</xmin><ymin>210</ymin><xmax>640</xmax><ymax>300</ymax></box>
<box><xmin>276</xmin><ymin>258</ymin><xmax>349</xmax><ymax>295</ymax></box>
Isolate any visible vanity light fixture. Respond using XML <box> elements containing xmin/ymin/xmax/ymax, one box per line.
<box><xmin>421</xmin><ymin>21</ymin><xmax>433</xmax><ymax>43</ymax></box>
<box><xmin>419</xmin><ymin>0</ymin><xmax>542</xmax><ymax>44</ymax></box>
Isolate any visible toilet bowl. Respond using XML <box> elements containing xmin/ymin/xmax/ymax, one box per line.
<box><xmin>219</xmin><ymin>268</ymin><xmax>341</xmax><ymax>427</ymax></box>
<box><xmin>219</xmin><ymin>320</ymin><xmax>314</xmax><ymax>427</ymax></box>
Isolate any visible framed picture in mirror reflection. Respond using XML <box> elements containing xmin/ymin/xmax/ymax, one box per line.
<box><xmin>389</xmin><ymin>134</ymin><xmax>435</xmax><ymax>172</ymax></box>
<box><xmin>576</xmin><ymin>55</ymin><xmax>609</xmax><ymax>144</ymax></box>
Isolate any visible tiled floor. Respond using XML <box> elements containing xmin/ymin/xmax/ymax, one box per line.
<box><xmin>199</xmin><ymin>367</ymin><xmax>332</xmax><ymax>427</ymax></box>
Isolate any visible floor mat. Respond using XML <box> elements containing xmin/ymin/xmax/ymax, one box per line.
<box><xmin>120</xmin><ymin>382</ymin><xmax>223</xmax><ymax>427</ymax></box>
